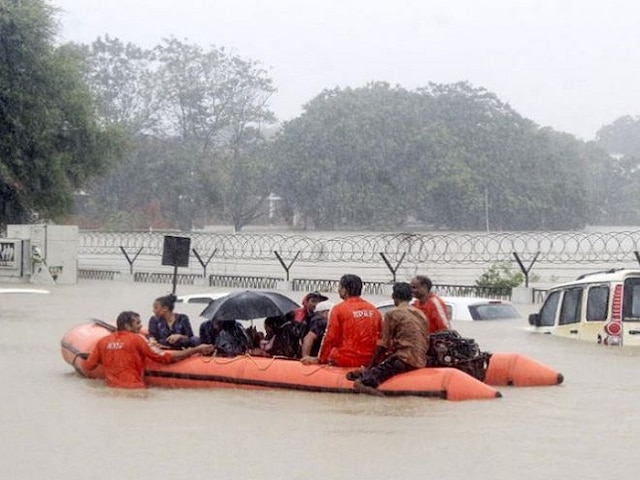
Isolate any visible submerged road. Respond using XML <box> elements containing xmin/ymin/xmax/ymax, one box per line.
<box><xmin>1</xmin><ymin>280</ymin><xmax>638</xmax><ymax>479</ymax></box>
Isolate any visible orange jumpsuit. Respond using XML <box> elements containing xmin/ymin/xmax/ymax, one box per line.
<box><xmin>318</xmin><ymin>296</ymin><xmax>383</xmax><ymax>367</ymax></box>
<box><xmin>413</xmin><ymin>293</ymin><xmax>450</xmax><ymax>334</ymax></box>
<box><xmin>84</xmin><ymin>330</ymin><xmax>171</xmax><ymax>388</ymax></box>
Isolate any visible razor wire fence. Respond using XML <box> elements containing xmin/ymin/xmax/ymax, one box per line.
<box><xmin>78</xmin><ymin>230</ymin><xmax>640</xmax><ymax>265</ymax></box>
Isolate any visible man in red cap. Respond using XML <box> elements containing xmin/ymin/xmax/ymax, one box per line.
<box><xmin>293</xmin><ymin>291</ymin><xmax>328</xmax><ymax>324</ymax></box>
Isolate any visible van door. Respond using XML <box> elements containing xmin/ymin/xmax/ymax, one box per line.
<box><xmin>535</xmin><ymin>290</ymin><xmax>561</xmax><ymax>333</ymax></box>
<box><xmin>622</xmin><ymin>277</ymin><xmax>640</xmax><ymax>346</ymax></box>
<box><xmin>555</xmin><ymin>287</ymin><xmax>583</xmax><ymax>339</ymax></box>
<box><xmin>580</xmin><ymin>284</ymin><xmax>609</xmax><ymax>343</ymax></box>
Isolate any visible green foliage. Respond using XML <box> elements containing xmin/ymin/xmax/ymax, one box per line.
<box><xmin>49</xmin><ymin>30</ymin><xmax>630</xmax><ymax>232</ymax></box>
<box><xmin>76</xmin><ymin>36</ymin><xmax>276</xmax><ymax>231</ymax></box>
<box><xmin>0</xmin><ymin>0</ymin><xmax>123</xmax><ymax>228</ymax></box>
<box><xmin>596</xmin><ymin>115</ymin><xmax>640</xmax><ymax>157</ymax></box>
<box><xmin>588</xmin><ymin>115</ymin><xmax>640</xmax><ymax>225</ymax></box>
<box><xmin>475</xmin><ymin>262</ymin><xmax>524</xmax><ymax>289</ymax></box>
<box><xmin>273</xmin><ymin>83</ymin><xmax>421</xmax><ymax>229</ymax></box>
<box><xmin>273</xmin><ymin>81</ymin><xmax>598</xmax><ymax>230</ymax></box>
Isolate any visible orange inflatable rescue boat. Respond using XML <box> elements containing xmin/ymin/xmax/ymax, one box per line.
<box><xmin>60</xmin><ymin>321</ymin><xmax>562</xmax><ymax>401</ymax></box>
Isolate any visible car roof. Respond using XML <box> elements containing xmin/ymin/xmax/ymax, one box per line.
<box><xmin>176</xmin><ymin>292</ymin><xmax>230</xmax><ymax>304</ymax></box>
<box><xmin>376</xmin><ymin>296</ymin><xmax>514</xmax><ymax>308</ymax></box>
<box><xmin>440</xmin><ymin>296</ymin><xmax>514</xmax><ymax>306</ymax></box>
<box><xmin>551</xmin><ymin>268</ymin><xmax>640</xmax><ymax>289</ymax></box>
<box><xmin>0</xmin><ymin>288</ymin><xmax>50</xmax><ymax>295</ymax></box>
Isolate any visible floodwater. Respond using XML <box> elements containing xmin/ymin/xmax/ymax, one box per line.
<box><xmin>2</xmin><ymin>281</ymin><xmax>640</xmax><ymax>480</ymax></box>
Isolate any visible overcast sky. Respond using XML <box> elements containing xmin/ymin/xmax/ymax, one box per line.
<box><xmin>52</xmin><ymin>0</ymin><xmax>639</xmax><ymax>140</ymax></box>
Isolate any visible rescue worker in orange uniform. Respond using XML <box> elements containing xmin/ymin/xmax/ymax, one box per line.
<box><xmin>301</xmin><ymin>274</ymin><xmax>382</xmax><ymax>368</ymax></box>
<box><xmin>410</xmin><ymin>275</ymin><xmax>450</xmax><ymax>334</ymax></box>
<box><xmin>83</xmin><ymin>311</ymin><xmax>212</xmax><ymax>388</ymax></box>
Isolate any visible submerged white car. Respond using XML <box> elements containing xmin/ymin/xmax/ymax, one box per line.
<box><xmin>377</xmin><ymin>296</ymin><xmax>522</xmax><ymax>322</ymax></box>
<box><xmin>176</xmin><ymin>292</ymin><xmax>229</xmax><ymax>304</ymax></box>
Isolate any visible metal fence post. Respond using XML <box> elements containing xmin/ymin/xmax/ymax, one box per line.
<box><xmin>192</xmin><ymin>248</ymin><xmax>217</xmax><ymax>284</ymax></box>
<box><xmin>274</xmin><ymin>250</ymin><xmax>301</xmax><ymax>282</ymax></box>
<box><xmin>119</xmin><ymin>246</ymin><xmax>143</xmax><ymax>275</ymax></box>
<box><xmin>513</xmin><ymin>251</ymin><xmax>540</xmax><ymax>287</ymax></box>
<box><xmin>379</xmin><ymin>252</ymin><xmax>406</xmax><ymax>283</ymax></box>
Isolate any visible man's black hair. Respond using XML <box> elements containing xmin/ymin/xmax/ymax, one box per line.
<box><xmin>340</xmin><ymin>274</ymin><xmax>363</xmax><ymax>297</ymax></box>
<box><xmin>116</xmin><ymin>311</ymin><xmax>140</xmax><ymax>331</ymax></box>
<box><xmin>392</xmin><ymin>282</ymin><xmax>413</xmax><ymax>302</ymax></box>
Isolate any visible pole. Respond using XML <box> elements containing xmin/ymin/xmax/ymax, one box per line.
<box><xmin>512</xmin><ymin>251</ymin><xmax>540</xmax><ymax>288</ymax></box>
<box><xmin>172</xmin><ymin>265</ymin><xmax>178</xmax><ymax>295</ymax></box>
<box><xmin>119</xmin><ymin>246</ymin><xmax>143</xmax><ymax>275</ymax></box>
<box><xmin>379</xmin><ymin>252</ymin><xmax>406</xmax><ymax>283</ymax></box>
<box><xmin>484</xmin><ymin>187</ymin><xmax>490</xmax><ymax>232</ymax></box>
<box><xmin>192</xmin><ymin>248</ymin><xmax>217</xmax><ymax>282</ymax></box>
<box><xmin>274</xmin><ymin>250</ymin><xmax>301</xmax><ymax>282</ymax></box>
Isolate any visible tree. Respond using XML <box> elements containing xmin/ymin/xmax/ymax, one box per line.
<box><xmin>70</xmin><ymin>36</ymin><xmax>160</xmax><ymax>135</ymax></box>
<box><xmin>217</xmin><ymin>135</ymin><xmax>273</xmax><ymax>232</ymax></box>
<box><xmin>475</xmin><ymin>262</ymin><xmax>524</xmax><ymax>289</ymax></box>
<box><xmin>596</xmin><ymin>115</ymin><xmax>640</xmax><ymax>157</ymax></box>
<box><xmin>75</xmin><ymin>36</ymin><xmax>276</xmax><ymax>231</ymax></box>
<box><xmin>154</xmin><ymin>38</ymin><xmax>276</xmax><ymax>231</ymax></box>
<box><xmin>273</xmin><ymin>81</ymin><xmax>595</xmax><ymax>231</ymax></box>
<box><xmin>590</xmin><ymin>115</ymin><xmax>640</xmax><ymax>225</ymax></box>
<box><xmin>0</xmin><ymin>0</ymin><xmax>122</xmax><ymax>228</ymax></box>
<box><xmin>273</xmin><ymin>83</ymin><xmax>422</xmax><ymax>229</ymax></box>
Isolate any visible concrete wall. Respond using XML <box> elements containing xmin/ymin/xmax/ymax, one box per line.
<box><xmin>7</xmin><ymin>225</ymin><xmax>78</xmax><ymax>284</ymax></box>
<box><xmin>0</xmin><ymin>238</ymin><xmax>30</xmax><ymax>283</ymax></box>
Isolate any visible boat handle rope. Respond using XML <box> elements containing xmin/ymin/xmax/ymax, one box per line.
<box><xmin>241</xmin><ymin>353</ymin><xmax>327</xmax><ymax>375</ymax></box>
<box><xmin>196</xmin><ymin>352</ymin><xmax>325</xmax><ymax>374</ymax></box>
<box><xmin>296</xmin><ymin>363</ymin><xmax>326</xmax><ymax>376</ymax></box>
<box><xmin>198</xmin><ymin>354</ymin><xmax>246</xmax><ymax>365</ymax></box>
<box><xmin>198</xmin><ymin>352</ymin><xmax>279</xmax><ymax>371</ymax></box>
<box><xmin>72</xmin><ymin>352</ymin><xmax>89</xmax><ymax>366</ymax></box>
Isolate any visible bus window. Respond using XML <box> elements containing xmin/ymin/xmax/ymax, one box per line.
<box><xmin>539</xmin><ymin>290</ymin><xmax>561</xmax><ymax>326</ymax></box>
<box><xmin>586</xmin><ymin>285</ymin><xmax>609</xmax><ymax>321</ymax></box>
<box><xmin>559</xmin><ymin>288</ymin><xmax>582</xmax><ymax>325</ymax></box>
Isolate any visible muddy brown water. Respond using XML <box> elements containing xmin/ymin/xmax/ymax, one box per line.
<box><xmin>1</xmin><ymin>281</ymin><xmax>639</xmax><ymax>479</ymax></box>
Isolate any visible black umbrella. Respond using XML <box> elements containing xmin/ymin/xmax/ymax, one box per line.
<box><xmin>200</xmin><ymin>290</ymin><xmax>300</xmax><ymax>321</ymax></box>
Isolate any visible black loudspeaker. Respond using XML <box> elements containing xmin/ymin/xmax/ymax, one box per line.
<box><xmin>161</xmin><ymin>236</ymin><xmax>191</xmax><ymax>267</ymax></box>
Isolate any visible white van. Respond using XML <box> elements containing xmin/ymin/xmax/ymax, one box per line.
<box><xmin>528</xmin><ymin>268</ymin><xmax>640</xmax><ymax>346</ymax></box>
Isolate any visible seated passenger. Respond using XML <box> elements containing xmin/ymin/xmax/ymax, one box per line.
<box><xmin>351</xmin><ymin>282</ymin><xmax>429</xmax><ymax>396</ymax></box>
<box><xmin>257</xmin><ymin>316</ymin><xmax>283</xmax><ymax>354</ymax></box>
<box><xmin>250</xmin><ymin>314</ymin><xmax>302</xmax><ymax>359</ymax></box>
<box><xmin>213</xmin><ymin>320</ymin><xmax>251</xmax><ymax>357</ymax></box>
<box><xmin>199</xmin><ymin>318</ymin><xmax>220</xmax><ymax>346</ymax></box>
<box><xmin>293</xmin><ymin>291</ymin><xmax>329</xmax><ymax>324</ymax></box>
<box><xmin>410</xmin><ymin>275</ymin><xmax>450</xmax><ymax>334</ymax></box>
<box><xmin>300</xmin><ymin>300</ymin><xmax>332</xmax><ymax>357</ymax></box>
<box><xmin>301</xmin><ymin>274</ymin><xmax>382</xmax><ymax>367</ymax></box>
<box><xmin>148</xmin><ymin>293</ymin><xmax>199</xmax><ymax>349</ymax></box>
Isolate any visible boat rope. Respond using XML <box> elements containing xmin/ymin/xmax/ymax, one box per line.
<box><xmin>197</xmin><ymin>352</ymin><xmax>280</xmax><ymax>371</ymax></box>
<box><xmin>297</xmin><ymin>363</ymin><xmax>326</xmax><ymax>376</ymax></box>
<box><xmin>244</xmin><ymin>353</ymin><xmax>280</xmax><ymax>371</ymax></box>
<box><xmin>198</xmin><ymin>354</ymin><xmax>245</xmax><ymax>365</ymax></box>
<box><xmin>195</xmin><ymin>351</ymin><xmax>326</xmax><ymax>374</ymax></box>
